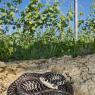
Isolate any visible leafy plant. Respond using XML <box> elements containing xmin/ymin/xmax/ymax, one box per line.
<box><xmin>0</xmin><ymin>0</ymin><xmax>95</xmax><ymax>61</ymax></box>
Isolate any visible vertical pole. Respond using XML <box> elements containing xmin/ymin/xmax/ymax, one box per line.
<box><xmin>74</xmin><ymin>0</ymin><xmax>78</xmax><ymax>41</ymax></box>
<box><xmin>0</xmin><ymin>25</ymin><xmax>1</xmax><ymax>32</ymax></box>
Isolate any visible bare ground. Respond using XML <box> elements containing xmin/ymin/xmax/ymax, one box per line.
<box><xmin>0</xmin><ymin>54</ymin><xmax>95</xmax><ymax>95</ymax></box>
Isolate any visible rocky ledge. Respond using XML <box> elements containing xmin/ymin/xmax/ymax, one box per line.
<box><xmin>0</xmin><ymin>54</ymin><xmax>95</xmax><ymax>95</ymax></box>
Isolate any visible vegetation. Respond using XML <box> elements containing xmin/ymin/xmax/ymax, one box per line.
<box><xmin>0</xmin><ymin>0</ymin><xmax>95</xmax><ymax>61</ymax></box>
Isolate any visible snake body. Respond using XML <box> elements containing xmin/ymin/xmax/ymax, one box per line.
<box><xmin>40</xmin><ymin>72</ymin><xmax>66</xmax><ymax>88</ymax></box>
<box><xmin>7</xmin><ymin>73</ymin><xmax>42</xmax><ymax>95</ymax></box>
<box><xmin>7</xmin><ymin>72</ymin><xmax>73</xmax><ymax>95</ymax></box>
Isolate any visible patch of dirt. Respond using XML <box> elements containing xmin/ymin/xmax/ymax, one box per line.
<box><xmin>0</xmin><ymin>54</ymin><xmax>95</xmax><ymax>95</ymax></box>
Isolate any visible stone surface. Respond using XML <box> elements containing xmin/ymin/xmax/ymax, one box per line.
<box><xmin>0</xmin><ymin>54</ymin><xmax>95</xmax><ymax>95</ymax></box>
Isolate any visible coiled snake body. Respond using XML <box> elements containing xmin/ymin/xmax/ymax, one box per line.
<box><xmin>7</xmin><ymin>73</ymin><xmax>42</xmax><ymax>95</ymax></box>
<box><xmin>7</xmin><ymin>72</ymin><xmax>73</xmax><ymax>95</ymax></box>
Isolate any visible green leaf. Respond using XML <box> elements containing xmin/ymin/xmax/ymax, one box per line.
<box><xmin>10</xmin><ymin>12</ymin><xmax>14</xmax><ymax>16</ymax></box>
<box><xmin>0</xmin><ymin>8</ymin><xmax>5</xmax><ymax>12</ymax></box>
<box><xmin>60</xmin><ymin>16</ymin><xmax>66</xmax><ymax>21</ymax></box>
<box><xmin>17</xmin><ymin>24</ymin><xmax>21</xmax><ymax>28</ymax></box>
<box><xmin>29</xmin><ymin>21</ymin><xmax>32</xmax><ymax>24</ymax></box>
<box><xmin>32</xmin><ymin>26</ymin><xmax>36</xmax><ymax>30</ymax></box>
<box><xmin>17</xmin><ymin>0</ymin><xmax>22</xmax><ymax>4</ymax></box>
<box><xmin>2</xmin><ymin>13</ymin><xmax>7</xmax><ymax>16</ymax></box>
<box><xmin>7</xmin><ymin>3</ymin><xmax>11</xmax><ymax>8</ymax></box>
<box><xmin>80</xmin><ymin>12</ymin><xmax>84</xmax><ymax>16</ymax></box>
<box><xmin>0</xmin><ymin>20</ymin><xmax>3</xmax><ymax>24</ymax></box>
<box><xmin>38</xmin><ymin>3</ymin><xmax>43</xmax><ymax>8</ymax></box>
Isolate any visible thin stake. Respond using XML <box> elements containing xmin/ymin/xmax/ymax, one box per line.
<box><xmin>74</xmin><ymin>0</ymin><xmax>78</xmax><ymax>41</ymax></box>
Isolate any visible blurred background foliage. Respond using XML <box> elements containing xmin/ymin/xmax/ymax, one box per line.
<box><xmin>0</xmin><ymin>0</ymin><xmax>95</xmax><ymax>61</ymax></box>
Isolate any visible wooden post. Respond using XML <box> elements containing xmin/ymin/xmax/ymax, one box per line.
<box><xmin>74</xmin><ymin>0</ymin><xmax>78</xmax><ymax>41</ymax></box>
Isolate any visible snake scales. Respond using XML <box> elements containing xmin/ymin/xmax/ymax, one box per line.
<box><xmin>7</xmin><ymin>72</ymin><xmax>73</xmax><ymax>95</ymax></box>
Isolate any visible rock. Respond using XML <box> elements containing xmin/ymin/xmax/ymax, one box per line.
<box><xmin>0</xmin><ymin>82</ymin><xmax>6</xmax><ymax>94</ymax></box>
<box><xmin>0</xmin><ymin>61</ymin><xmax>6</xmax><ymax>68</ymax></box>
<box><xmin>0</xmin><ymin>68</ymin><xmax>3</xmax><ymax>72</ymax></box>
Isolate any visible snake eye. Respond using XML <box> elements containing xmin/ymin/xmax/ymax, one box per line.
<box><xmin>45</xmin><ymin>79</ymin><xmax>47</xmax><ymax>81</ymax></box>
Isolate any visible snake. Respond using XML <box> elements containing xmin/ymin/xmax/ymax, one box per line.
<box><xmin>7</xmin><ymin>72</ymin><xmax>73</xmax><ymax>95</ymax></box>
<box><xmin>7</xmin><ymin>73</ymin><xmax>42</xmax><ymax>95</ymax></box>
